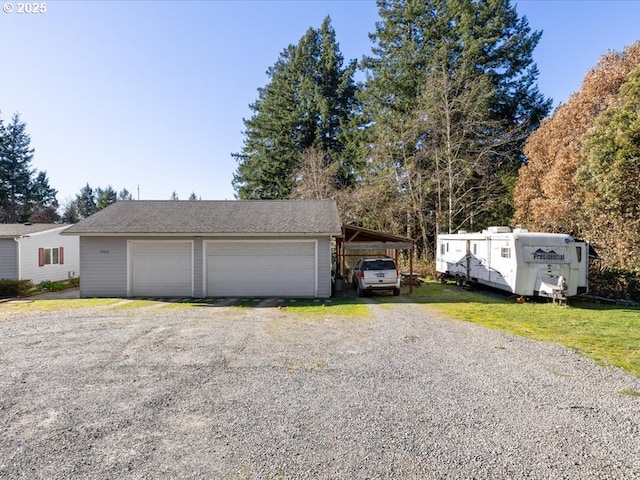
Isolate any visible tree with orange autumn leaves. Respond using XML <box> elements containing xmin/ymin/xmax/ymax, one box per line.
<box><xmin>514</xmin><ymin>42</ymin><xmax>640</xmax><ymax>295</ymax></box>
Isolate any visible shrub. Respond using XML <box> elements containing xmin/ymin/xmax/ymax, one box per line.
<box><xmin>397</xmin><ymin>257</ymin><xmax>437</xmax><ymax>278</ymax></box>
<box><xmin>589</xmin><ymin>264</ymin><xmax>640</xmax><ymax>301</ymax></box>
<box><xmin>0</xmin><ymin>279</ymin><xmax>33</xmax><ymax>298</ymax></box>
<box><xmin>38</xmin><ymin>280</ymin><xmax>68</xmax><ymax>292</ymax></box>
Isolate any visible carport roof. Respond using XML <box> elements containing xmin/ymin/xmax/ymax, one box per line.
<box><xmin>63</xmin><ymin>199</ymin><xmax>343</xmax><ymax>236</ymax></box>
<box><xmin>339</xmin><ymin>224</ymin><xmax>414</xmax><ymax>250</ymax></box>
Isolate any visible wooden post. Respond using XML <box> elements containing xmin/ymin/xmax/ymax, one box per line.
<box><xmin>409</xmin><ymin>247</ymin><xmax>413</xmax><ymax>294</ymax></box>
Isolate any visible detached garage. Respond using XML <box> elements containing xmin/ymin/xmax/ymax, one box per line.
<box><xmin>62</xmin><ymin>200</ymin><xmax>341</xmax><ymax>299</ymax></box>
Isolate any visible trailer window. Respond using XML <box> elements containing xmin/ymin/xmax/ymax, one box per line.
<box><xmin>576</xmin><ymin>246</ymin><xmax>582</xmax><ymax>263</ymax></box>
<box><xmin>501</xmin><ymin>247</ymin><xmax>511</xmax><ymax>258</ymax></box>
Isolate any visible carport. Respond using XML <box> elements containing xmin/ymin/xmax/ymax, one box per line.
<box><xmin>335</xmin><ymin>225</ymin><xmax>415</xmax><ymax>293</ymax></box>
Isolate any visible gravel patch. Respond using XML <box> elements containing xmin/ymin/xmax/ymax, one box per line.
<box><xmin>0</xmin><ymin>299</ymin><xmax>639</xmax><ymax>479</ymax></box>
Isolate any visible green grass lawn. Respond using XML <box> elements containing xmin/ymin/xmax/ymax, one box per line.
<box><xmin>408</xmin><ymin>281</ymin><xmax>640</xmax><ymax>378</ymax></box>
<box><xmin>280</xmin><ymin>297</ymin><xmax>369</xmax><ymax>317</ymax></box>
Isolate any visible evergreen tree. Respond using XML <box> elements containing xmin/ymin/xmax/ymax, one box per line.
<box><xmin>28</xmin><ymin>171</ymin><xmax>59</xmax><ymax>223</ymax></box>
<box><xmin>62</xmin><ymin>183</ymin><xmax>131</xmax><ymax>221</ymax></box>
<box><xmin>96</xmin><ymin>186</ymin><xmax>117</xmax><ymax>210</ymax></box>
<box><xmin>60</xmin><ymin>200</ymin><xmax>80</xmax><ymax>224</ymax></box>
<box><xmin>75</xmin><ymin>184</ymin><xmax>97</xmax><ymax>219</ymax></box>
<box><xmin>0</xmin><ymin>114</ymin><xmax>40</xmax><ymax>222</ymax></box>
<box><xmin>118</xmin><ymin>188</ymin><xmax>133</xmax><ymax>201</ymax></box>
<box><xmin>0</xmin><ymin>113</ymin><xmax>33</xmax><ymax>222</ymax></box>
<box><xmin>0</xmin><ymin>112</ymin><xmax>59</xmax><ymax>223</ymax></box>
<box><xmin>232</xmin><ymin>17</ymin><xmax>358</xmax><ymax>199</ymax></box>
<box><xmin>357</xmin><ymin>0</ymin><xmax>550</xmax><ymax>256</ymax></box>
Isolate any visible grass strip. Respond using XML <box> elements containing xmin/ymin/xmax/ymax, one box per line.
<box><xmin>412</xmin><ymin>282</ymin><xmax>640</xmax><ymax>378</ymax></box>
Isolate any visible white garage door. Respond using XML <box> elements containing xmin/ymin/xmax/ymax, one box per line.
<box><xmin>130</xmin><ymin>241</ymin><xmax>192</xmax><ymax>297</ymax></box>
<box><xmin>206</xmin><ymin>241</ymin><xmax>316</xmax><ymax>297</ymax></box>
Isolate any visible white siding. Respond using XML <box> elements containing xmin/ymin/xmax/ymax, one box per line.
<box><xmin>0</xmin><ymin>239</ymin><xmax>18</xmax><ymax>280</ymax></box>
<box><xmin>19</xmin><ymin>227</ymin><xmax>80</xmax><ymax>284</ymax></box>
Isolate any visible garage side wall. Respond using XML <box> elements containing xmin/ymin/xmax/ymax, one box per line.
<box><xmin>79</xmin><ymin>237</ymin><xmax>128</xmax><ymax>297</ymax></box>
<box><xmin>317</xmin><ymin>236</ymin><xmax>331</xmax><ymax>298</ymax></box>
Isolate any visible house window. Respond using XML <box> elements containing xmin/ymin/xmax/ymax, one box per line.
<box><xmin>39</xmin><ymin>247</ymin><xmax>64</xmax><ymax>267</ymax></box>
<box><xmin>501</xmin><ymin>247</ymin><xmax>511</xmax><ymax>258</ymax></box>
<box><xmin>440</xmin><ymin>243</ymin><xmax>446</xmax><ymax>255</ymax></box>
<box><xmin>473</xmin><ymin>243</ymin><xmax>477</xmax><ymax>255</ymax></box>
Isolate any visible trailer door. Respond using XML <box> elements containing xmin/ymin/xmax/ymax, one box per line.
<box><xmin>469</xmin><ymin>240</ymin><xmax>490</xmax><ymax>282</ymax></box>
<box><xmin>575</xmin><ymin>241</ymin><xmax>589</xmax><ymax>294</ymax></box>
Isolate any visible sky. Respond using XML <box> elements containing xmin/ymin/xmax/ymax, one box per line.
<box><xmin>1</xmin><ymin>0</ymin><xmax>639</xmax><ymax>207</ymax></box>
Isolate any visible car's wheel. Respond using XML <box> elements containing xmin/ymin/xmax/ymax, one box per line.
<box><xmin>393</xmin><ymin>288</ymin><xmax>400</xmax><ymax>296</ymax></box>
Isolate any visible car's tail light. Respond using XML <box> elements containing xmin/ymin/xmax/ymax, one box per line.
<box><xmin>360</xmin><ymin>270</ymin><xmax>365</xmax><ymax>278</ymax></box>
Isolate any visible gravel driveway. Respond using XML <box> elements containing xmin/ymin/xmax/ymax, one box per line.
<box><xmin>1</xmin><ymin>298</ymin><xmax>639</xmax><ymax>479</ymax></box>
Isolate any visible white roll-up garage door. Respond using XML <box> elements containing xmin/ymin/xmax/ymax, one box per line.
<box><xmin>130</xmin><ymin>241</ymin><xmax>193</xmax><ymax>297</ymax></box>
<box><xmin>206</xmin><ymin>241</ymin><xmax>316</xmax><ymax>297</ymax></box>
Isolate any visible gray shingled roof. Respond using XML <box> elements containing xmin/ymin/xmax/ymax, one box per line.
<box><xmin>63</xmin><ymin>200</ymin><xmax>342</xmax><ymax>236</ymax></box>
<box><xmin>0</xmin><ymin>224</ymin><xmax>71</xmax><ymax>238</ymax></box>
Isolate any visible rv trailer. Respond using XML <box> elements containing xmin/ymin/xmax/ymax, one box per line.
<box><xmin>436</xmin><ymin>227</ymin><xmax>589</xmax><ymax>300</ymax></box>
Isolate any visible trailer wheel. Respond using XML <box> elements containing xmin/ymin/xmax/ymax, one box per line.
<box><xmin>455</xmin><ymin>275</ymin><xmax>466</xmax><ymax>288</ymax></box>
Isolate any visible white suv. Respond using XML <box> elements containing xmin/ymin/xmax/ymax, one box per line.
<box><xmin>352</xmin><ymin>258</ymin><xmax>401</xmax><ymax>297</ymax></box>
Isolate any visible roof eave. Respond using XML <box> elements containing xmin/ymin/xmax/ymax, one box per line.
<box><xmin>62</xmin><ymin>231</ymin><xmax>342</xmax><ymax>237</ymax></box>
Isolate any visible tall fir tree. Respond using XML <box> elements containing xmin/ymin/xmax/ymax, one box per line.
<box><xmin>27</xmin><ymin>171</ymin><xmax>59</xmax><ymax>223</ymax></box>
<box><xmin>61</xmin><ymin>184</ymin><xmax>130</xmax><ymax>222</ymax></box>
<box><xmin>232</xmin><ymin>17</ymin><xmax>358</xmax><ymax>199</ymax></box>
<box><xmin>357</xmin><ymin>0</ymin><xmax>550</xmax><ymax>256</ymax></box>
<box><xmin>75</xmin><ymin>183</ymin><xmax>97</xmax><ymax>219</ymax></box>
<box><xmin>0</xmin><ymin>112</ymin><xmax>58</xmax><ymax>223</ymax></box>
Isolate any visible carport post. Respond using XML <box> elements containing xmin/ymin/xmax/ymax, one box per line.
<box><xmin>409</xmin><ymin>247</ymin><xmax>413</xmax><ymax>294</ymax></box>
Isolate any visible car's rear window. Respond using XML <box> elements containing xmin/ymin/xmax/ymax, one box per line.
<box><xmin>363</xmin><ymin>259</ymin><xmax>397</xmax><ymax>271</ymax></box>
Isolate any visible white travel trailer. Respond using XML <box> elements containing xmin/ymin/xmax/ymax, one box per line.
<box><xmin>436</xmin><ymin>226</ymin><xmax>589</xmax><ymax>300</ymax></box>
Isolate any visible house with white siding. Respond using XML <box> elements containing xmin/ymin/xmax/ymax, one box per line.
<box><xmin>62</xmin><ymin>199</ymin><xmax>342</xmax><ymax>298</ymax></box>
<box><xmin>0</xmin><ymin>224</ymin><xmax>80</xmax><ymax>284</ymax></box>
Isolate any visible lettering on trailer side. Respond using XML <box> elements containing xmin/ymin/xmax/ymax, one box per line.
<box><xmin>522</xmin><ymin>246</ymin><xmax>570</xmax><ymax>264</ymax></box>
<box><xmin>532</xmin><ymin>249</ymin><xmax>564</xmax><ymax>261</ymax></box>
